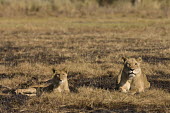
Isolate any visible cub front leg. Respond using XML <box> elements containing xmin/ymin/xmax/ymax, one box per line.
<box><xmin>119</xmin><ymin>87</ymin><xmax>128</xmax><ymax>93</ymax></box>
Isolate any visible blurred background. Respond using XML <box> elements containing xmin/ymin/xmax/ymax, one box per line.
<box><xmin>0</xmin><ymin>0</ymin><xmax>169</xmax><ymax>18</ymax></box>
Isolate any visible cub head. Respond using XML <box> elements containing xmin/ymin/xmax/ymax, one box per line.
<box><xmin>52</xmin><ymin>68</ymin><xmax>68</xmax><ymax>84</ymax></box>
<box><xmin>122</xmin><ymin>57</ymin><xmax>142</xmax><ymax>78</ymax></box>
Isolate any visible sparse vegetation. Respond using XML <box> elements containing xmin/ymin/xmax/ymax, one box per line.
<box><xmin>0</xmin><ymin>0</ymin><xmax>170</xmax><ymax>112</ymax></box>
<box><xmin>0</xmin><ymin>16</ymin><xmax>169</xmax><ymax>112</ymax></box>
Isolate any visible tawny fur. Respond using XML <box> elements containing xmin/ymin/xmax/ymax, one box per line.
<box><xmin>15</xmin><ymin>69</ymin><xmax>70</xmax><ymax>96</ymax></box>
<box><xmin>116</xmin><ymin>57</ymin><xmax>150</xmax><ymax>94</ymax></box>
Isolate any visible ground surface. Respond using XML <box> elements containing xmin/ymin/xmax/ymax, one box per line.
<box><xmin>0</xmin><ymin>16</ymin><xmax>170</xmax><ymax>112</ymax></box>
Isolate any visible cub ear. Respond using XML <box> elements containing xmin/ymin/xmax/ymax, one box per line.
<box><xmin>62</xmin><ymin>68</ymin><xmax>68</xmax><ymax>74</ymax></box>
<box><xmin>136</xmin><ymin>57</ymin><xmax>142</xmax><ymax>63</ymax></box>
<box><xmin>122</xmin><ymin>57</ymin><xmax>127</xmax><ymax>62</ymax></box>
<box><xmin>52</xmin><ymin>68</ymin><xmax>56</xmax><ymax>74</ymax></box>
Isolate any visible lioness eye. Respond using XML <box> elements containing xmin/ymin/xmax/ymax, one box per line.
<box><xmin>135</xmin><ymin>63</ymin><xmax>138</xmax><ymax>65</ymax></box>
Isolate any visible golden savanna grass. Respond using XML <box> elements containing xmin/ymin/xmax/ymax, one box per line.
<box><xmin>0</xmin><ymin>16</ymin><xmax>170</xmax><ymax>112</ymax></box>
<box><xmin>0</xmin><ymin>0</ymin><xmax>170</xmax><ymax>18</ymax></box>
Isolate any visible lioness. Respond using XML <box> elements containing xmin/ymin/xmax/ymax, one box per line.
<box><xmin>15</xmin><ymin>69</ymin><xmax>70</xmax><ymax>96</ymax></box>
<box><xmin>116</xmin><ymin>57</ymin><xmax>150</xmax><ymax>94</ymax></box>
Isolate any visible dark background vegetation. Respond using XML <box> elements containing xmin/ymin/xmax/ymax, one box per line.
<box><xmin>0</xmin><ymin>0</ymin><xmax>169</xmax><ymax>18</ymax></box>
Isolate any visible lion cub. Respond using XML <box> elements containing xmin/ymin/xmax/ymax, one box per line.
<box><xmin>51</xmin><ymin>68</ymin><xmax>70</xmax><ymax>93</ymax></box>
<box><xmin>15</xmin><ymin>69</ymin><xmax>70</xmax><ymax>96</ymax></box>
<box><xmin>116</xmin><ymin>57</ymin><xmax>150</xmax><ymax>94</ymax></box>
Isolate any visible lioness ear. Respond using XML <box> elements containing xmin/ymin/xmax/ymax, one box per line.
<box><xmin>122</xmin><ymin>57</ymin><xmax>127</xmax><ymax>62</ymax></box>
<box><xmin>136</xmin><ymin>57</ymin><xmax>142</xmax><ymax>63</ymax></box>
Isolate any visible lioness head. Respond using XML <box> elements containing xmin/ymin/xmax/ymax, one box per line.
<box><xmin>122</xmin><ymin>57</ymin><xmax>142</xmax><ymax>78</ymax></box>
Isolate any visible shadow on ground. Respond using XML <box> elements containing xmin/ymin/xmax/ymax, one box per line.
<box><xmin>149</xmin><ymin>79</ymin><xmax>170</xmax><ymax>92</ymax></box>
<box><xmin>142</xmin><ymin>56</ymin><xmax>170</xmax><ymax>64</ymax></box>
<box><xmin>68</xmin><ymin>71</ymin><xmax>170</xmax><ymax>93</ymax></box>
<box><xmin>68</xmin><ymin>73</ymin><xmax>116</xmax><ymax>93</ymax></box>
<box><xmin>0</xmin><ymin>43</ymin><xmax>71</xmax><ymax>66</ymax></box>
<box><xmin>0</xmin><ymin>95</ymin><xmax>28</xmax><ymax>112</ymax></box>
<box><xmin>58</xmin><ymin>101</ymin><xmax>167</xmax><ymax>113</ymax></box>
<box><xmin>148</xmin><ymin>71</ymin><xmax>170</xmax><ymax>92</ymax></box>
<box><xmin>0</xmin><ymin>73</ymin><xmax>26</xmax><ymax>80</ymax></box>
<box><xmin>59</xmin><ymin>102</ymin><xmax>138</xmax><ymax>113</ymax></box>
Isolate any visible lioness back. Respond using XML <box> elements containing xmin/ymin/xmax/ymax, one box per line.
<box><xmin>116</xmin><ymin>57</ymin><xmax>150</xmax><ymax>94</ymax></box>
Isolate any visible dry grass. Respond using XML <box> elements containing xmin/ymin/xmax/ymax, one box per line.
<box><xmin>0</xmin><ymin>16</ymin><xmax>170</xmax><ymax>112</ymax></box>
<box><xmin>0</xmin><ymin>0</ymin><xmax>170</xmax><ymax>18</ymax></box>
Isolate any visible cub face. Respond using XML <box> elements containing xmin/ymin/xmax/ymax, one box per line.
<box><xmin>52</xmin><ymin>68</ymin><xmax>70</xmax><ymax>93</ymax></box>
<box><xmin>123</xmin><ymin>57</ymin><xmax>142</xmax><ymax>78</ymax></box>
<box><xmin>52</xmin><ymin>69</ymin><xmax>68</xmax><ymax>84</ymax></box>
